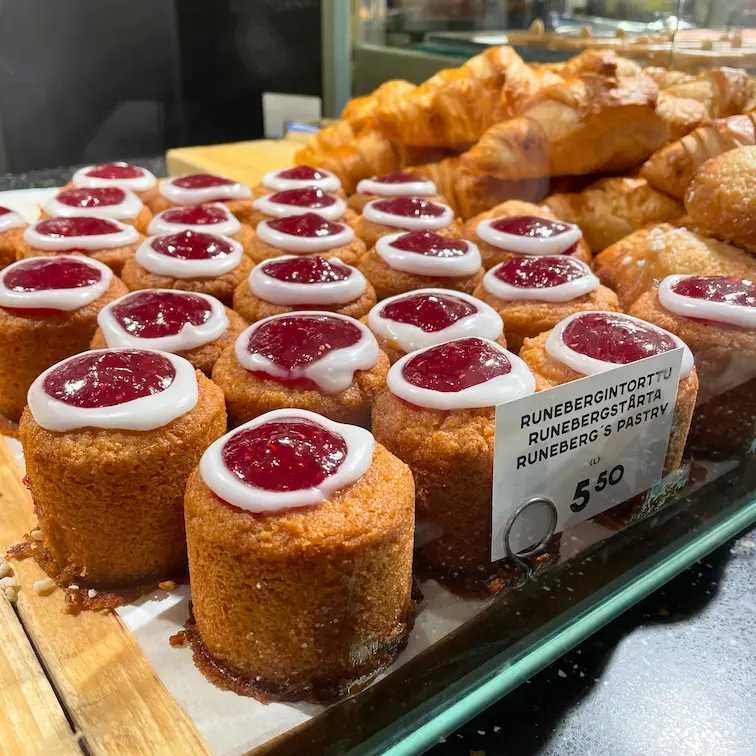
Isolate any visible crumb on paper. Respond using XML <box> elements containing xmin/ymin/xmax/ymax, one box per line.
<box><xmin>169</xmin><ymin>630</ymin><xmax>187</xmax><ymax>647</ymax></box>
<box><xmin>159</xmin><ymin>580</ymin><xmax>177</xmax><ymax>591</ymax></box>
<box><xmin>0</xmin><ymin>576</ymin><xmax>19</xmax><ymax>589</ymax></box>
<box><xmin>33</xmin><ymin>578</ymin><xmax>56</xmax><ymax>595</ymax></box>
<box><xmin>4</xmin><ymin>587</ymin><xmax>17</xmax><ymax>601</ymax></box>
<box><xmin>30</xmin><ymin>529</ymin><xmax>44</xmax><ymax>541</ymax></box>
<box><xmin>0</xmin><ymin>562</ymin><xmax>10</xmax><ymax>579</ymax></box>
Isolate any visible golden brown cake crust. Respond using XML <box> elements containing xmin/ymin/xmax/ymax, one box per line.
<box><xmin>246</xmin><ymin>232</ymin><xmax>366</xmax><ymax>266</ymax></box>
<box><xmin>13</xmin><ymin>237</ymin><xmax>144</xmax><ymax>277</ymax></box>
<box><xmin>184</xmin><ymin>442</ymin><xmax>415</xmax><ymax>701</ymax></box>
<box><xmin>119</xmin><ymin>254</ymin><xmax>252</xmax><ymax>307</ymax></box>
<box><xmin>19</xmin><ymin>372</ymin><xmax>226</xmax><ymax>588</ymax></box>
<box><xmin>39</xmin><ymin>204</ymin><xmax>153</xmax><ymax>236</ymax></box>
<box><xmin>211</xmin><ymin>344</ymin><xmax>390</xmax><ymax>427</ymax></box>
<box><xmin>0</xmin><ymin>227</ymin><xmax>25</xmax><ymax>269</ymax></box>
<box><xmin>0</xmin><ymin>277</ymin><xmax>129</xmax><ymax>423</ymax></box>
<box><xmin>353</xmin><ymin>216</ymin><xmax>461</xmax><ymax>251</ymax></box>
<box><xmin>90</xmin><ymin>306</ymin><xmax>247</xmax><ymax>376</ymax></box>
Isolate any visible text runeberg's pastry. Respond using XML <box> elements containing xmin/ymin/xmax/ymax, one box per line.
<box><xmin>491</xmin><ymin>348</ymin><xmax>684</xmax><ymax>560</ymax></box>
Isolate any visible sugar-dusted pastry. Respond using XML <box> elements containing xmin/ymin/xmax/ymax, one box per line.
<box><xmin>519</xmin><ymin>312</ymin><xmax>697</xmax><ymax>476</ymax></box>
<box><xmin>0</xmin><ymin>206</ymin><xmax>26</xmax><ymax>270</ymax></box>
<box><xmin>473</xmin><ymin>256</ymin><xmax>620</xmax><ymax>352</ymax></box>
<box><xmin>353</xmin><ymin>197</ymin><xmax>458</xmax><ymax>249</ymax></box>
<box><xmin>247</xmin><ymin>188</ymin><xmax>354</xmax><ymax>229</ymax></box>
<box><xmin>20</xmin><ymin>348</ymin><xmax>226</xmax><ymax>591</ymax></box>
<box><xmin>372</xmin><ymin>337</ymin><xmax>540</xmax><ymax>593</ymax></box>
<box><xmin>365</xmin><ymin>288</ymin><xmax>504</xmax><ymax>363</ymax></box>
<box><xmin>212</xmin><ymin>312</ymin><xmax>389</xmax><ymax>427</ymax></box>
<box><xmin>91</xmin><ymin>289</ymin><xmax>246</xmax><ymax>376</ymax></box>
<box><xmin>542</xmin><ymin>177</ymin><xmax>684</xmax><ymax>252</ymax></box>
<box><xmin>40</xmin><ymin>187</ymin><xmax>152</xmax><ymax>234</ymax></box>
<box><xmin>0</xmin><ymin>256</ymin><xmax>127</xmax><ymax>424</ymax></box>
<box><xmin>253</xmin><ymin>165</ymin><xmax>343</xmax><ymax>198</ymax></box>
<box><xmin>462</xmin><ymin>200</ymin><xmax>592</xmax><ymax>269</ymax></box>
<box><xmin>119</xmin><ymin>230</ymin><xmax>251</xmax><ymax>306</ymax></box>
<box><xmin>69</xmin><ymin>162</ymin><xmax>158</xmax><ymax>205</ymax></box>
<box><xmin>248</xmin><ymin>213</ymin><xmax>365</xmax><ymax>266</ymax></box>
<box><xmin>348</xmin><ymin>170</ymin><xmax>445</xmax><ymax>212</ymax></box>
<box><xmin>593</xmin><ymin>224</ymin><xmax>756</xmax><ymax>309</ymax></box>
<box><xmin>357</xmin><ymin>230</ymin><xmax>483</xmax><ymax>300</ymax></box>
<box><xmin>233</xmin><ymin>255</ymin><xmax>375</xmax><ymax>322</ymax></box>
<box><xmin>629</xmin><ymin>275</ymin><xmax>756</xmax><ymax>457</ymax></box>
<box><xmin>147</xmin><ymin>203</ymin><xmax>255</xmax><ymax>257</ymax></box>
<box><xmin>683</xmin><ymin>146</ymin><xmax>756</xmax><ymax>251</ymax></box>
<box><xmin>184</xmin><ymin>408</ymin><xmax>414</xmax><ymax>701</ymax></box>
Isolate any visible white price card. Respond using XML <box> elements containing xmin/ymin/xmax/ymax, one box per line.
<box><xmin>491</xmin><ymin>348</ymin><xmax>684</xmax><ymax>561</ymax></box>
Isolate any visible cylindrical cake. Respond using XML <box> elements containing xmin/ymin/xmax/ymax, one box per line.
<box><xmin>347</xmin><ymin>171</ymin><xmax>446</xmax><ymax>213</ymax></box>
<box><xmin>184</xmin><ymin>409</ymin><xmax>415</xmax><ymax>702</ymax></box>
<box><xmin>66</xmin><ymin>161</ymin><xmax>159</xmax><ymax>207</ymax></box>
<box><xmin>253</xmin><ymin>165</ymin><xmax>345</xmax><ymax>199</ymax></box>
<box><xmin>20</xmin><ymin>348</ymin><xmax>226</xmax><ymax>589</ymax></box>
<box><xmin>0</xmin><ymin>206</ymin><xmax>26</xmax><ymax>270</ymax></box>
<box><xmin>246</xmin><ymin>187</ymin><xmax>355</xmax><ymax>229</ymax></box>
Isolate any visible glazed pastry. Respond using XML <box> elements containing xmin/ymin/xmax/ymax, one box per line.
<box><xmin>0</xmin><ymin>256</ymin><xmax>127</xmax><ymax>424</ymax></box>
<box><xmin>119</xmin><ymin>230</ymin><xmax>251</xmax><ymax>306</ymax></box>
<box><xmin>348</xmin><ymin>170</ymin><xmax>444</xmax><ymax>212</ymax></box>
<box><xmin>473</xmin><ymin>256</ymin><xmax>620</xmax><ymax>352</ymax></box>
<box><xmin>542</xmin><ymin>177</ymin><xmax>684</xmax><ymax>252</ymax></box>
<box><xmin>40</xmin><ymin>187</ymin><xmax>152</xmax><ymax>234</ymax></box>
<box><xmin>519</xmin><ymin>312</ymin><xmax>697</xmax><ymax>477</ymax></box>
<box><xmin>357</xmin><ymin>230</ymin><xmax>483</xmax><ymax>300</ymax></box>
<box><xmin>233</xmin><ymin>255</ymin><xmax>376</xmax><ymax>322</ymax></box>
<box><xmin>253</xmin><ymin>165</ymin><xmax>343</xmax><ymax>198</ymax></box>
<box><xmin>248</xmin><ymin>213</ymin><xmax>365</xmax><ymax>266</ymax></box>
<box><xmin>147</xmin><ymin>203</ymin><xmax>255</xmax><ymax>257</ymax></box>
<box><xmin>353</xmin><ymin>197</ymin><xmax>459</xmax><ymax>249</ymax></box>
<box><xmin>69</xmin><ymin>162</ymin><xmax>158</xmax><ymax>205</ymax></box>
<box><xmin>212</xmin><ymin>311</ymin><xmax>389</xmax><ymax>427</ymax></box>
<box><xmin>0</xmin><ymin>206</ymin><xmax>26</xmax><ymax>270</ymax></box>
<box><xmin>20</xmin><ymin>348</ymin><xmax>226</xmax><ymax>590</ymax></box>
<box><xmin>246</xmin><ymin>188</ymin><xmax>353</xmax><ymax>230</ymax></box>
<box><xmin>593</xmin><ymin>224</ymin><xmax>756</xmax><ymax>309</ymax></box>
<box><xmin>184</xmin><ymin>408</ymin><xmax>414</xmax><ymax>702</ymax></box>
<box><xmin>365</xmin><ymin>288</ymin><xmax>504</xmax><ymax>363</ymax></box>
<box><xmin>372</xmin><ymin>337</ymin><xmax>540</xmax><ymax>593</ymax></box>
<box><xmin>461</xmin><ymin>200</ymin><xmax>592</xmax><ymax>269</ymax></box>
<box><xmin>15</xmin><ymin>217</ymin><xmax>142</xmax><ymax>276</ymax></box>
<box><xmin>629</xmin><ymin>275</ymin><xmax>756</xmax><ymax>457</ymax></box>
<box><xmin>91</xmin><ymin>289</ymin><xmax>247</xmax><ymax>376</ymax></box>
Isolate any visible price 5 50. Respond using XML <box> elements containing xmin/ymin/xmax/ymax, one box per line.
<box><xmin>570</xmin><ymin>465</ymin><xmax>625</xmax><ymax>512</ymax></box>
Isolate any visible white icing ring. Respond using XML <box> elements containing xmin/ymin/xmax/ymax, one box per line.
<box><xmin>0</xmin><ymin>256</ymin><xmax>113</xmax><ymax>311</ymax></box>
<box><xmin>362</xmin><ymin>199</ymin><xmax>455</xmax><ymax>231</ymax></box>
<box><xmin>97</xmin><ymin>290</ymin><xmax>229</xmax><ymax>352</ymax></box>
<box><xmin>235</xmin><ymin>312</ymin><xmax>379</xmax><ymax>393</ymax></box>
<box><xmin>135</xmin><ymin>233</ymin><xmax>244</xmax><ymax>279</ymax></box>
<box><xmin>261</xmin><ymin>168</ymin><xmax>341</xmax><ymax>193</ymax></box>
<box><xmin>256</xmin><ymin>218</ymin><xmax>354</xmax><ymax>253</ymax></box>
<box><xmin>658</xmin><ymin>274</ymin><xmax>756</xmax><ymax>329</ymax></box>
<box><xmin>475</xmin><ymin>218</ymin><xmax>582</xmax><ymax>256</ymax></box>
<box><xmin>252</xmin><ymin>192</ymin><xmax>347</xmax><ymax>221</ymax></box>
<box><xmin>27</xmin><ymin>349</ymin><xmax>198</xmax><ymax>432</ymax></box>
<box><xmin>248</xmin><ymin>256</ymin><xmax>367</xmax><ymax>305</ymax></box>
<box><xmin>24</xmin><ymin>218</ymin><xmax>140</xmax><ymax>252</ymax></box>
<box><xmin>0</xmin><ymin>209</ymin><xmax>25</xmax><ymax>233</ymax></box>
<box><xmin>159</xmin><ymin>175</ymin><xmax>251</xmax><ymax>205</ymax></box>
<box><xmin>199</xmin><ymin>408</ymin><xmax>374</xmax><ymax>513</ymax></box>
<box><xmin>72</xmin><ymin>164</ymin><xmax>157</xmax><ymax>193</ymax></box>
<box><xmin>356</xmin><ymin>176</ymin><xmax>437</xmax><ymax>198</ymax></box>
<box><xmin>368</xmin><ymin>289</ymin><xmax>503</xmax><ymax>353</ymax></box>
<box><xmin>43</xmin><ymin>188</ymin><xmax>144</xmax><ymax>222</ymax></box>
<box><xmin>545</xmin><ymin>311</ymin><xmax>694</xmax><ymax>381</ymax></box>
<box><xmin>483</xmin><ymin>258</ymin><xmax>600</xmax><ymax>302</ymax></box>
<box><xmin>375</xmin><ymin>231</ymin><xmax>481</xmax><ymax>277</ymax></box>
<box><xmin>387</xmin><ymin>338</ymin><xmax>535</xmax><ymax>410</ymax></box>
<box><xmin>147</xmin><ymin>204</ymin><xmax>241</xmax><ymax>237</ymax></box>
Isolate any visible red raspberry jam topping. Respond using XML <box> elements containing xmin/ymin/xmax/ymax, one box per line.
<box><xmin>111</xmin><ymin>291</ymin><xmax>213</xmax><ymax>339</ymax></box>
<box><xmin>4</xmin><ymin>258</ymin><xmax>102</xmax><ymax>291</ymax></box>
<box><xmin>671</xmin><ymin>276</ymin><xmax>756</xmax><ymax>307</ymax></box>
<box><xmin>494</xmin><ymin>256</ymin><xmax>585</xmax><ymax>288</ymax></box>
<box><xmin>262</xmin><ymin>257</ymin><xmax>352</xmax><ymax>284</ymax></box>
<box><xmin>267</xmin><ymin>213</ymin><xmax>343</xmax><ymax>238</ymax></box>
<box><xmin>380</xmin><ymin>292</ymin><xmax>477</xmax><ymax>333</ymax></box>
<box><xmin>402</xmin><ymin>337</ymin><xmax>511</xmax><ymax>392</ymax></box>
<box><xmin>36</xmin><ymin>217</ymin><xmax>121</xmax><ymax>237</ymax></box>
<box><xmin>173</xmin><ymin>174</ymin><xmax>234</xmax><ymax>189</ymax></box>
<box><xmin>390</xmin><ymin>231</ymin><xmax>467</xmax><ymax>257</ymax></box>
<box><xmin>268</xmin><ymin>188</ymin><xmax>337</xmax><ymax>209</ymax></box>
<box><xmin>373</xmin><ymin>171</ymin><xmax>422</xmax><ymax>184</ymax></box>
<box><xmin>222</xmin><ymin>417</ymin><xmax>347</xmax><ymax>492</ymax></box>
<box><xmin>0</xmin><ymin>206</ymin><xmax>12</xmax><ymax>216</ymax></box>
<box><xmin>491</xmin><ymin>215</ymin><xmax>572</xmax><ymax>238</ymax></box>
<box><xmin>151</xmin><ymin>230</ymin><xmax>234</xmax><ymax>260</ymax></box>
<box><xmin>276</xmin><ymin>166</ymin><xmax>327</xmax><ymax>181</ymax></box>
<box><xmin>56</xmin><ymin>187</ymin><xmax>126</xmax><ymax>208</ymax></box>
<box><xmin>86</xmin><ymin>163</ymin><xmax>142</xmax><ymax>180</ymax></box>
<box><xmin>161</xmin><ymin>205</ymin><xmax>229</xmax><ymax>226</ymax></box>
<box><xmin>373</xmin><ymin>197</ymin><xmax>445</xmax><ymax>218</ymax></box>
<box><xmin>43</xmin><ymin>350</ymin><xmax>175</xmax><ymax>408</ymax></box>
<box><xmin>563</xmin><ymin>313</ymin><xmax>676</xmax><ymax>365</ymax></box>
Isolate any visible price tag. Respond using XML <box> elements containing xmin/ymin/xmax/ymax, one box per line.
<box><xmin>491</xmin><ymin>348</ymin><xmax>684</xmax><ymax>561</ymax></box>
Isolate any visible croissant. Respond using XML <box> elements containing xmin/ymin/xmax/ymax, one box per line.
<box><xmin>461</xmin><ymin>74</ymin><xmax>667</xmax><ymax>180</ymax></box>
<box><xmin>640</xmin><ymin>111</ymin><xmax>756</xmax><ymax>199</ymax></box>
<box><xmin>542</xmin><ymin>177</ymin><xmax>684</xmax><ymax>252</ymax></box>
<box><xmin>642</xmin><ymin>67</ymin><xmax>693</xmax><ymax>90</ymax></box>
<box><xmin>662</xmin><ymin>67</ymin><xmax>751</xmax><ymax>118</ymax></box>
